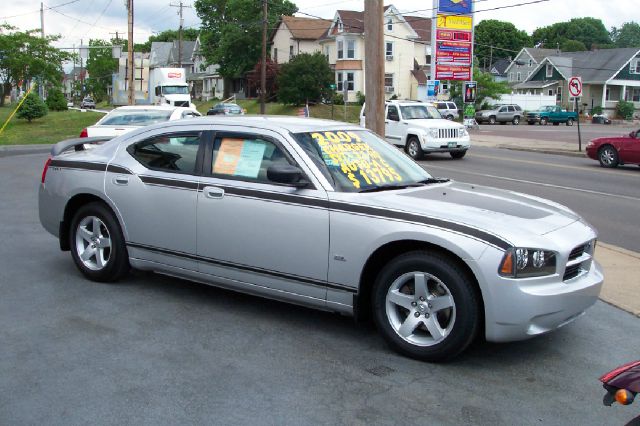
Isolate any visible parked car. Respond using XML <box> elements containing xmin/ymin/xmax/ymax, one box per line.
<box><xmin>526</xmin><ymin>106</ymin><xmax>578</xmax><ymax>126</ymax></box>
<box><xmin>600</xmin><ymin>360</ymin><xmax>640</xmax><ymax>424</ymax></box>
<box><xmin>359</xmin><ymin>100</ymin><xmax>470</xmax><ymax>160</ymax></box>
<box><xmin>592</xmin><ymin>114</ymin><xmax>612</xmax><ymax>125</ymax></box>
<box><xmin>206</xmin><ymin>103</ymin><xmax>245</xmax><ymax>116</ymax></box>
<box><xmin>586</xmin><ymin>129</ymin><xmax>640</xmax><ymax>168</ymax></box>
<box><xmin>39</xmin><ymin>116</ymin><xmax>603</xmax><ymax>362</ymax></box>
<box><xmin>80</xmin><ymin>97</ymin><xmax>96</xmax><ymax>109</ymax></box>
<box><xmin>434</xmin><ymin>101</ymin><xmax>459</xmax><ymax>120</ymax></box>
<box><xmin>475</xmin><ymin>104</ymin><xmax>523</xmax><ymax>125</ymax></box>
<box><xmin>79</xmin><ymin>105</ymin><xmax>201</xmax><ymax>138</ymax></box>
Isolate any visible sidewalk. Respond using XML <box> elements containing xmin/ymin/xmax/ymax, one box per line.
<box><xmin>469</xmin><ymin>131</ymin><xmax>587</xmax><ymax>157</ymax></box>
<box><xmin>597</xmin><ymin>243</ymin><xmax>640</xmax><ymax>316</ymax></box>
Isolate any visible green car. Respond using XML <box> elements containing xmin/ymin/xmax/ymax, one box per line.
<box><xmin>527</xmin><ymin>106</ymin><xmax>578</xmax><ymax>126</ymax></box>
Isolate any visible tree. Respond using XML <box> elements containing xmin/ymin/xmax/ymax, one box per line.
<box><xmin>45</xmin><ymin>87</ymin><xmax>67</xmax><ymax>111</ymax></box>
<box><xmin>0</xmin><ymin>25</ymin><xmax>71</xmax><ymax>106</ymax></box>
<box><xmin>277</xmin><ymin>52</ymin><xmax>333</xmax><ymax>105</ymax></box>
<box><xmin>85</xmin><ymin>39</ymin><xmax>119</xmax><ymax>103</ymax></box>
<box><xmin>532</xmin><ymin>18</ymin><xmax>611</xmax><ymax>51</ymax></box>
<box><xmin>195</xmin><ymin>0</ymin><xmax>297</xmax><ymax>94</ymax></box>
<box><xmin>561</xmin><ymin>40</ymin><xmax>587</xmax><ymax>52</ymax></box>
<box><xmin>135</xmin><ymin>28</ymin><xmax>199</xmax><ymax>53</ymax></box>
<box><xmin>17</xmin><ymin>92</ymin><xmax>48</xmax><ymax>122</ymax></box>
<box><xmin>474</xmin><ymin>20</ymin><xmax>531</xmax><ymax>67</ymax></box>
<box><xmin>448</xmin><ymin>67</ymin><xmax>511</xmax><ymax>108</ymax></box>
<box><xmin>611</xmin><ymin>22</ymin><xmax>640</xmax><ymax>48</ymax></box>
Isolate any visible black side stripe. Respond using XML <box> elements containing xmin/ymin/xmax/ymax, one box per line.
<box><xmin>127</xmin><ymin>242</ymin><xmax>357</xmax><ymax>293</ymax></box>
<box><xmin>106</xmin><ymin>164</ymin><xmax>133</xmax><ymax>174</ymax></box>
<box><xmin>139</xmin><ymin>175</ymin><xmax>199</xmax><ymax>190</ymax></box>
<box><xmin>206</xmin><ymin>184</ymin><xmax>330</xmax><ymax>209</ymax></box>
<box><xmin>50</xmin><ymin>160</ymin><xmax>106</xmax><ymax>171</ymax></box>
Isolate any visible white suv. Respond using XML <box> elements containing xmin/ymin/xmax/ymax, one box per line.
<box><xmin>360</xmin><ymin>101</ymin><xmax>470</xmax><ymax>160</ymax></box>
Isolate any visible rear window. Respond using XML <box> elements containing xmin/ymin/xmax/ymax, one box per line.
<box><xmin>100</xmin><ymin>109</ymin><xmax>174</xmax><ymax>126</ymax></box>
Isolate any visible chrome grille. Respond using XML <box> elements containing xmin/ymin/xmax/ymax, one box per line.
<box><xmin>568</xmin><ymin>244</ymin><xmax>587</xmax><ymax>261</ymax></box>
<box><xmin>438</xmin><ymin>128</ymin><xmax>457</xmax><ymax>139</ymax></box>
<box><xmin>563</xmin><ymin>241</ymin><xmax>593</xmax><ymax>282</ymax></box>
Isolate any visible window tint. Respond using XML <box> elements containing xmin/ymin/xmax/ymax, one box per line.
<box><xmin>101</xmin><ymin>109</ymin><xmax>174</xmax><ymax>126</ymax></box>
<box><xmin>499</xmin><ymin>107</ymin><xmax>508</xmax><ymax>113</ymax></box>
<box><xmin>448</xmin><ymin>103</ymin><xmax>457</xmax><ymax>110</ymax></box>
<box><xmin>210</xmin><ymin>135</ymin><xmax>293</xmax><ymax>184</ymax></box>
<box><xmin>508</xmin><ymin>106</ymin><xmax>515</xmax><ymax>112</ymax></box>
<box><xmin>514</xmin><ymin>105</ymin><xmax>522</xmax><ymax>111</ymax></box>
<box><xmin>436</xmin><ymin>103</ymin><xmax>446</xmax><ymax>110</ymax></box>
<box><xmin>387</xmin><ymin>105</ymin><xmax>399</xmax><ymax>121</ymax></box>
<box><xmin>127</xmin><ymin>132</ymin><xmax>201</xmax><ymax>174</ymax></box>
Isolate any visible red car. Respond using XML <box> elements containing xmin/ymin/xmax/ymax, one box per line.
<box><xmin>586</xmin><ymin>129</ymin><xmax>640</xmax><ymax>168</ymax></box>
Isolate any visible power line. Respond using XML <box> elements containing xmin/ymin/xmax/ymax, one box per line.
<box><xmin>80</xmin><ymin>0</ymin><xmax>114</xmax><ymax>39</ymax></box>
<box><xmin>0</xmin><ymin>0</ymin><xmax>81</xmax><ymax>21</ymax></box>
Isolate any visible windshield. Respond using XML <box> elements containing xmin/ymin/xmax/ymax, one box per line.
<box><xmin>400</xmin><ymin>105</ymin><xmax>441</xmax><ymax>120</ymax></box>
<box><xmin>99</xmin><ymin>109</ymin><xmax>174</xmax><ymax>126</ymax></box>
<box><xmin>292</xmin><ymin>130</ymin><xmax>434</xmax><ymax>192</ymax></box>
<box><xmin>162</xmin><ymin>85</ymin><xmax>189</xmax><ymax>95</ymax></box>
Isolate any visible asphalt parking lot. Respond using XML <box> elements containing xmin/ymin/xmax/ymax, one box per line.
<box><xmin>2</xmin><ymin>152</ymin><xmax>640</xmax><ymax>425</ymax></box>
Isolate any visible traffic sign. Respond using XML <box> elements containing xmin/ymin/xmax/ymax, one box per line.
<box><xmin>568</xmin><ymin>76</ymin><xmax>582</xmax><ymax>98</ymax></box>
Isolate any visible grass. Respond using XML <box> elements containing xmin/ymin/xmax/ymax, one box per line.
<box><xmin>0</xmin><ymin>104</ymin><xmax>101</xmax><ymax>146</ymax></box>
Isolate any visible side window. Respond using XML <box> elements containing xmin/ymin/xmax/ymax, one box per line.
<box><xmin>127</xmin><ymin>132</ymin><xmax>202</xmax><ymax>174</ymax></box>
<box><xmin>448</xmin><ymin>103</ymin><xmax>457</xmax><ymax>110</ymax></box>
<box><xmin>210</xmin><ymin>134</ymin><xmax>293</xmax><ymax>184</ymax></box>
<box><xmin>508</xmin><ymin>106</ymin><xmax>515</xmax><ymax>112</ymax></box>
<box><xmin>499</xmin><ymin>107</ymin><xmax>508</xmax><ymax>113</ymax></box>
<box><xmin>436</xmin><ymin>103</ymin><xmax>445</xmax><ymax>110</ymax></box>
<box><xmin>387</xmin><ymin>105</ymin><xmax>399</xmax><ymax>121</ymax></box>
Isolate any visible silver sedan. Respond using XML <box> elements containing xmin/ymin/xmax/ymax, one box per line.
<box><xmin>39</xmin><ymin>116</ymin><xmax>603</xmax><ymax>361</ymax></box>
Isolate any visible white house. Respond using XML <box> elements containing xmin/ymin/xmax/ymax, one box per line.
<box><xmin>270</xmin><ymin>16</ymin><xmax>332</xmax><ymax>64</ymax></box>
<box><xmin>318</xmin><ymin>5</ymin><xmax>431</xmax><ymax>102</ymax></box>
<box><xmin>189</xmin><ymin>36</ymin><xmax>225</xmax><ymax>101</ymax></box>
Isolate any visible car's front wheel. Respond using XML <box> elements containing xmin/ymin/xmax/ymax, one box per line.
<box><xmin>372</xmin><ymin>251</ymin><xmax>480</xmax><ymax>362</ymax></box>
<box><xmin>598</xmin><ymin>145</ymin><xmax>619</xmax><ymax>168</ymax></box>
<box><xmin>70</xmin><ymin>202</ymin><xmax>129</xmax><ymax>282</ymax></box>
<box><xmin>566</xmin><ymin>118</ymin><xmax>574</xmax><ymax>126</ymax></box>
<box><xmin>488</xmin><ymin>116</ymin><xmax>496</xmax><ymax>125</ymax></box>
<box><xmin>405</xmin><ymin>137</ymin><xmax>423</xmax><ymax>160</ymax></box>
<box><xmin>540</xmin><ymin>117</ymin><xmax>548</xmax><ymax>125</ymax></box>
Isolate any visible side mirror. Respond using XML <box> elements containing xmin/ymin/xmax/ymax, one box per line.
<box><xmin>630</xmin><ymin>131</ymin><xmax>638</xmax><ymax>139</ymax></box>
<box><xmin>267</xmin><ymin>164</ymin><xmax>309</xmax><ymax>187</ymax></box>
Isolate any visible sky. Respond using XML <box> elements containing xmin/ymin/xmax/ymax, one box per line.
<box><xmin>0</xmin><ymin>0</ymin><xmax>632</xmax><ymax>51</ymax></box>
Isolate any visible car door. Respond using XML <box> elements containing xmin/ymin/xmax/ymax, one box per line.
<box><xmin>105</xmin><ymin>127</ymin><xmax>207</xmax><ymax>271</ymax></box>
<box><xmin>385</xmin><ymin>105</ymin><xmax>403</xmax><ymax>145</ymax></box>
<box><xmin>196</xmin><ymin>127</ymin><xmax>330</xmax><ymax>301</ymax></box>
<box><xmin>497</xmin><ymin>106</ymin><xmax>510</xmax><ymax>122</ymax></box>
<box><xmin>621</xmin><ymin>131</ymin><xmax>640</xmax><ymax>164</ymax></box>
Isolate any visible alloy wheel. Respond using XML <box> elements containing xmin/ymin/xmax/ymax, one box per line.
<box><xmin>75</xmin><ymin>216</ymin><xmax>112</xmax><ymax>271</ymax></box>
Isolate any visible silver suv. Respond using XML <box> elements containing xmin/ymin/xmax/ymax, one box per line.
<box><xmin>475</xmin><ymin>104</ymin><xmax>523</xmax><ymax>125</ymax></box>
<box><xmin>434</xmin><ymin>101</ymin><xmax>459</xmax><ymax>120</ymax></box>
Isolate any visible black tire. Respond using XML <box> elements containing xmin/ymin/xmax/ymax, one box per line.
<box><xmin>512</xmin><ymin>116</ymin><xmax>520</xmax><ymax>125</ymax></box>
<box><xmin>488</xmin><ymin>116</ymin><xmax>496</xmax><ymax>125</ymax></box>
<box><xmin>527</xmin><ymin>121</ymin><xmax>535</xmax><ymax>125</ymax></box>
<box><xmin>540</xmin><ymin>117</ymin><xmax>548</xmax><ymax>125</ymax></box>
<box><xmin>598</xmin><ymin>145</ymin><xmax>619</xmax><ymax>168</ymax></box>
<box><xmin>446</xmin><ymin>115</ymin><xmax>454</xmax><ymax>121</ymax></box>
<box><xmin>372</xmin><ymin>251</ymin><xmax>480</xmax><ymax>362</ymax></box>
<box><xmin>566</xmin><ymin>118</ymin><xmax>574</xmax><ymax>126</ymax></box>
<box><xmin>405</xmin><ymin>136</ymin><xmax>423</xmax><ymax>160</ymax></box>
<box><xmin>69</xmin><ymin>202</ymin><xmax>129</xmax><ymax>282</ymax></box>
<box><xmin>450</xmin><ymin>151</ymin><xmax>466</xmax><ymax>159</ymax></box>
<box><xmin>552</xmin><ymin>122</ymin><xmax>560</xmax><ymax>126</ymax></box>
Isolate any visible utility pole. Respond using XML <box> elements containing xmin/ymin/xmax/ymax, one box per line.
<box><xmin>260</xmin><ymin>0</ymin><xmax>267</xmax><ymax>115</ymax></box>
<box><xmin>364</xmin><ymin>0</ymin><xmax>384</xmax><ymax>136</ymax></box>
<box><xmin>170</xmin><ymin>1</ymin><xmax>191</xmax><ymax>68</ymax></box>
<box><xmin>127</xmin><ymin>0</ymin><xmax>135</xmax><ymax>105</ymax></box>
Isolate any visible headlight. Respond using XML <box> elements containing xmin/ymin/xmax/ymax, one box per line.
<box><xmin>499</xmin><ymin>247</ymin><xmax>557</xmax><ymax>278</ymax></box>
<box><xmin>458</xmin><ymin>128</ymin><xmax>468</xmax><ymax>138</ymax></box>
<box><xmin>427</xmin><ymin>128</ymin><xmax>439</xmax><ymax>138</ymax></box>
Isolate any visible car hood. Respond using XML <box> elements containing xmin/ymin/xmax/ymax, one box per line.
<box><xmin>343</xmin><ymin>181</ymin><xmax>581</xmax><ymax>245</ymax></box>
<box><xmin>403</xmin><ymin>119</ymin><xmax>463</xmax><ymax>129</ymax></box>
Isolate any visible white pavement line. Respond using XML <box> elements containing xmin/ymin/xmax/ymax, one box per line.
<box><xmin>425</xmin><ymin>165</ymin><xmax>640</xmax><ymax>202</ymax></box>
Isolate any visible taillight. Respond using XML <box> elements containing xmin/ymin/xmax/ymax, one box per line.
<box><xmin>41</xmin><ymin>157</ymin><xmax>52</xmax><ymax>184</ymax></box>
<box><xmin>79</xmin><ymin>128</ymin><xmax>88</xmax><ymax>138</ymax></box>
<box><xmin>600</xmin><ymin>360</ymin><xmax>640</xmax><ymax>383</ymax></box>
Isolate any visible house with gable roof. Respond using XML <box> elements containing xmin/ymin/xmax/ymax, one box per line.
<box><xmin>514</xmin><ymin>48</ymin><xmax>640</xmax><ymax>114</ymax></box>
<box><xmin>318</xmin><ymin>4</ymin><xmax>432</xmax><ymax>102</ymax></box>
<box><xmin>504</xmin><ymin>47</ymin><xmax>558</xmax><ymax>86</ymax></box>
<box><xmin>269</xmin><ymin>16</ymin><xmax>332</xmax><ymax>64</ymax></box>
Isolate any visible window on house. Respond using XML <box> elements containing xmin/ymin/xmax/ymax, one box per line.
<box><xmin>517</xmin><ymin>72</ymin><xmax>521</xmax><ymax>81</ymax></box>
<box><xmin>387</xmin><ymin>17</ymin><xmax>393</xmax><ymax>31</ymax></box>
<box><xmin>605</xmin><ymin>88</ymin><xmax>611</xmax><ymax>101</ymax></box>
<box><xmin>557</xmin><ymin>86</ymin><xmax>562</xmax><ymax>102</ymax></box>
<box><xmin>546</xmin><ymin>64</ymin><xmax>554</xmax><ymax>78</ymax></box>
<box><xmin>289</xmin><ymin>45</ymin><xmax>294</xmax><ymax>58</ymax></box>
<box><xmin>338</xmin><ymin>20</ymin><xmax>343</xmax><ymax>33</ymax></box>
<box><xmin>529</xmin><ymin>59</ymin><xmax>533</xmax><ymax>67</ymax></box>
<box><xmin>384</xmin><ymin>73</ymin><xmax>393</xmax><ymax>90</ymax></box>
<box><xmin>324</xmin><ymin>45</ymin><xmax>330</xmax><ymax>60</ymax></box>
<box><xmin>631</xmin><ymin>88</ymin><xmax>640</xmax><ymax>102</ymax></box>
<box><xmin>386</xmin><ymin>42</ymin><xmax>393</xmax><ymax>58</ymax></box>
<box><xmin>509</xmin><ymin>73</ymin><xmax>514</xmax><ymax>82</ymax></box>
<box><xmin>346</xmin><ymin>40</ymin><xmax>355</xmax><ymax>59</ymax></box>
<box><xmin>631</xmin><ymin>58</ymin><xmax>640</xmax><ymax>74</ymax></box>
<box><xmin>337</xmin><ymin>40</ymin><xmax>344</xmax><ymax>59</ymax></box>
<box><xmin>548</xmin><ymin>89</ymin><xmax>554</xmax><ymax>96</ymax></box>
<box><xmin>336</xmin><ymin>72</ymin><xmax>343</xmax><ymax>91</ymax></box>
<box><xmin>346</xmin><ymin>72</ymin><xmax>354</xmax><ymax>91</ymax></box>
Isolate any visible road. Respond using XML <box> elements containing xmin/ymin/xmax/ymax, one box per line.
<box><xmin>1</xmin><ymin>152</ymin><xmax>639</xmax><ymax>426</ymax></box>
<box><xmin>476</xmin><ymin>122</ymin><xmax>637</xmax><ymax>144</ymax></box>
<box><xmin>419</xmin><ymin>146</ymin><xmax>640</xmax><ymax>253</ymax></box>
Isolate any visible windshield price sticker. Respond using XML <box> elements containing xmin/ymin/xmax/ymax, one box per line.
<box><xmin>311</xmin><ymin>131</ymin><xmax>402</xmax><ymax>189</ymax></box>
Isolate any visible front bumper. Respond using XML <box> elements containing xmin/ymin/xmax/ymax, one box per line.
<box><xmin>420</xmin><ymin>135</ymin><xmax>470</xmax><ymax>152</ymax></box>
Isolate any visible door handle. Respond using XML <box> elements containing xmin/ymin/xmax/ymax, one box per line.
<box><xmin>203</xmin><ymin>186</ymin><xmax>225</xmax><ymax>199</ymax></box>
<box><xmin>113</xmin><ymin>176</ymin><xmax>129</xmax><ymax>185</ymax></box>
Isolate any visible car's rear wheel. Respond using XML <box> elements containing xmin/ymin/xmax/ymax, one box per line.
<box><xmin>512</xmin><ymin>116</ymin><xmax>520</xmax><ymax>125</ymax></box>
<box><xmin>372</xmin><ymin>251</ymin><xmax>480</xmax><ymax>362</ymax></box>
<box><xmin>450</xmin><ymin>151</ymin><xmax>466</xmax><ymax>159</ymax></box>
<box><xmin>598</xmin><ymin>145</ymin><xmax>619</xmax><ymax>168</ymax></box>
<box><xmin>488</xmin><ymin>116</ymin><xmax>496</xmax><ymax>125</ymax></box>
<box><xmin>70</xmin><ymin>202</ymin><xmax>129</xmax><ymax>282</ymax></box>
<box><xmin>566</xmin><ymin>118</ymin><xmax>574</xmax><ymax>126</ymax></box>
<box><xmin>405</xmin><ymin>137</ymin><xmax>423</xmax><ymax>160</ymax></box>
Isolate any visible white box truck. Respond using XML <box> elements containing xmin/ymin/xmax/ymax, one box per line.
<box><xmin>149</xmin><ymin>68</ymin><xmax>193</xmax><ymax>107</ymax></box>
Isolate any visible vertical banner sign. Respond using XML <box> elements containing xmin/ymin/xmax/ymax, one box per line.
<box><xmin>435</xmin><ymin>0</ymin><xmax>474</xmax><ymax>82</ymax></box>
<box><xmin>463</xmin><ymin>81</ymin><xmax>477</xmax><ymax>103</ymax></box>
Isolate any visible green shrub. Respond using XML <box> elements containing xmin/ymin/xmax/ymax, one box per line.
<box><xmin>355</xmin><ymin>91</ymin><xmax>365</xmax><ymax>105</ymax></box>
<box><xmin>591</xmin><ymin>106</ymin><xmax>603</xmax><ymax>115</ymax></box>
<box><xmin>17</xmin><ymin>93</ymin><xmax>48</xmax><ymax>122</ymax></box>
<box><xmin>332</xmin><ymin>93</ymin><xmax>344</xmax><ymax>105</ymax></box>
<box><xmin>46</xmin><ymin>88</ymin><xmax>68</xmax><ymax>111</ymax></box>
<box><xmin>616</xmin><ymin>100</ymin><xmax>634</xmax><ymax>120</ymax></box>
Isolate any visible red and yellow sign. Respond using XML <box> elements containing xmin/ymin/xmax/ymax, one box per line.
<box><xmin>436</xmin><ymin>14</ymin><xmax>472</xmax><ymax>31</ymax></box>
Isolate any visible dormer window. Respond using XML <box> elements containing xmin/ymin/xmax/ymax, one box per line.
<box><xmin>337</xmin><ymin>19</ymin><xmax>344</xmax><ymax>33</ymax></box>
<box><xmin>387</xmin><ymin>17</ymin><xmax>393</xmax><ymax>31</ymax></box>
<box><xmin>631</xmin><ymin>57</ymin><xmax>640</xmax><ymax>74</ymax></box>
<box><xmin>546</xmin><ymin>64</ymin><xmax>554</xmax><ymax>78</ymax></box>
